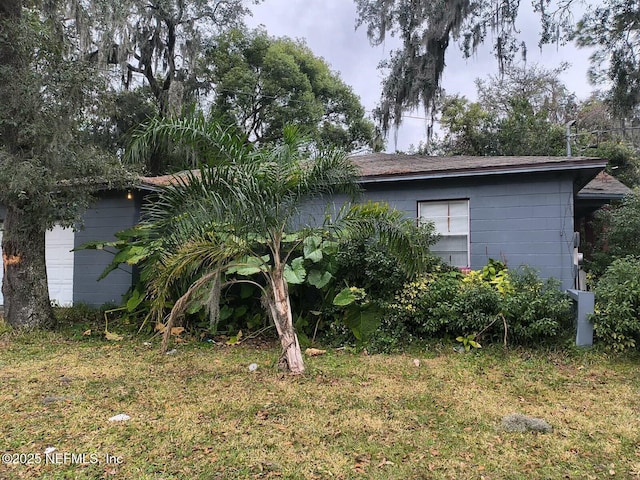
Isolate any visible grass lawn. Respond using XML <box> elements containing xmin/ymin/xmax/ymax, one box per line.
<box><xmin>1</xmin><ymin>327</ymin><xmax>639</xmax><ymax>479</ymax></box>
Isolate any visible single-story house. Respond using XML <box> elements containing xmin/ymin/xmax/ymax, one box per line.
<box><xmin>343</xmin><ymin>154</ymin><xmax>629</xmax><ymax>291</ymax></box>
<box><xmin>0</xmin><ymin>155</ymin><xmax>629</xmax><ymax>306</ymax></box>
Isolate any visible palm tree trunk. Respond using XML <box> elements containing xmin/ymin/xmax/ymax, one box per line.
<box><xmin>269</xmin><ymin>271</ymin><xmax>305</xmax><ymax>374</ymax></box>
<box><xmin>207</xmin><ymin>270</ymin><xmax>221</xmax><ymax>331</ymax></box>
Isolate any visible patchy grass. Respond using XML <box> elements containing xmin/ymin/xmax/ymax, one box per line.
<box><xmin>0</xmin><ymin>326</ymin><xmax>639</xmax><ymax>479</ymax></box>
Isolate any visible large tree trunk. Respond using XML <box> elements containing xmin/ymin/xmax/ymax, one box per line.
<box><xmin>269</xmin><ymin>271</ymin><xmax>305</xmax><ymax>375</ymax></box>
<box><xmin>2</xmin><ymin>207</ymin><xmax>55</xmax><ymax>329</ymax></box>
<box><xmin>0</xmin><ymin>3</ymin><xmax>53</xmax><ymax>329</ymax></box>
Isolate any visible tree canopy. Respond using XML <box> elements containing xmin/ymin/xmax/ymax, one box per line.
<box><xmin>0</xmin><ymin>1</ymin><xmax>130</xmax><ymax>329</ymax></box>
<box><xmin>434</xmin><ymin>65</ymin><xmax>571</xmax><ymax>156</ymax></box>
<box><xmin>82</xmin><ymin>0</ymin><xmax>258</xmax><ymax>116</ymax></box>
<box><xmin>204</xmin><ymin>28</ymin><xmax>378</xmax><ymax>152</ymax></box>
<box><xmin>575</xmin><ymin>0</ymin><xmax>640</xmax><ymax>119</ymax></box>
<box><xmin>354</xmin><ymin>0</ymin><xmax>532</xmax><ymax>134</ymax></box>
<box><xmin>354</xmin><ymin>0</ymin><xmax>639</xmax><ymax>137</ymax></box>
<box><xmin>68</xmin><ymin>0</ymin><xmax>260</xmax><ymax>174</ymax></box>
<box><xmin>475</xmin><ymin>64</ymin><xmax>576</xmax><ymax>125</ymax></box>
<box><xmin>431</xmin><ymin>65</ymin><xmax>640</xmax><ymax>186</ymax></box>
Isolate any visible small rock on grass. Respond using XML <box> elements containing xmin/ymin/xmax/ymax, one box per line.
<box><xmin>502</xmin><ymin>413</ymin><xmax>552</xmax><ymax>433</ymax></box>
<box><xmin>108</xmin><ymin>414</ymin><xmax>131</xmax><ymax>422</ymax></box>
<box><xmin>305</xmin><ymin>348</ymin><xmax>327</xmax><ymax>357</ymax></box>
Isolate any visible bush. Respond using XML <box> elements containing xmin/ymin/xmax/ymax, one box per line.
<box><xmin>377</xmin><ymin>263</ymin><xmax>572</xmax><ymax>350</ymax></box>
<box><xmin>53</xmin><ymin>303</ymin><xmax>106</xmax><ymax>327</ymax></box>
<box><xmin>605</xmin><ymin>189</ymin><xmax>640</xmax><ymax>259</ymax></box>
<box><xmin>334</xmin><ymin>237</ymin><xmax>428</xmax><ymax>301</ymax></box>
<box><xmin>318</xmin><ymin>229</ymin><xmax>443</xmax><ymax>349</ymax></box>
<box><xmin>585</xmin><ymin>189</ymin><xmax>640</xmax><ymax>276</ymax></box>
<box><xmin>592</xmin><ymin>256</ymin><xmax>640</xmax><ymax>351</ymax></box>
<box><xmin>501</xmin><ymin>267</ymin><xmax>573</xmax><ymax>345</ymax></box>
<box><xmin>453</xmin><ymin>276</ymin><xmax>502</xmax><ymax>337</ymax></box>
<box><xmin>384</xmin><ymin>271</ymin><xmax>460</xmax><ymax>337</ymax></box>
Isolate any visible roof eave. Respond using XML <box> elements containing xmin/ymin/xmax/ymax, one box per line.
<box><xmin>357</xmin><ymin>160</ymin><xmax>607</xmax><ymax>184</ymax></box>
<box><xmin>136</xmin><ymin>183</ymin><xmax>162</xmax><ymax>192</ymax></box>
<box><xmin>576</xmin><ymin>193</ymin><xmax>628</xmax><ymax>201</ymax></box>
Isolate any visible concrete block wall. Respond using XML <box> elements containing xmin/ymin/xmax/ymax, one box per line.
<box><xmin>73</xmin><ymin>191</ymin><xmax>141</xmax><ymax>306</ymax></box>
<box><xmin>303</xmin><ymin>172</ymin><xmax>577</xmax><ymax>290</ymax></box>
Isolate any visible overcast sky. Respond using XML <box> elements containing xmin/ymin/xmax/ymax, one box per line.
<box><xmin>247</xmin><ymin>0</ymin><xmax>597</xmax><ymax>152</ymax></box>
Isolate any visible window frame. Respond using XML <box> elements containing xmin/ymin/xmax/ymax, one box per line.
<box><xmin>417</xmin><ymin>198</ymin><xmax>470</xmax><ymax>269</ymax></box>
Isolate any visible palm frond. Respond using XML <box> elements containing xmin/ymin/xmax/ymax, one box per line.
<box><xmin>333</xmin><ymin>201</ymin><xmax>438</xmax><ymax>277</ymax></box>
<box><xmin>299</xmin><ymin>147</ymin><xmax>362</xmax><ymax>199</ymax></box>
<box><xmin>147</xmin><ymin>232</ymin><xmax>247</xmax><ymax>323</ymax></box>
<box><xmin>130</xmin><ymin>118</ymin><xmax>376</xmax><ymax>330</ymax></box>
<box><xmin>125</xmin><ymin>114</ymin><xmax>253</xmax><ymax>168</ymax></box>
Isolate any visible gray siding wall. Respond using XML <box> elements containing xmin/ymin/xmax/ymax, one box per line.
<box><xmin>73</xmin><ymin>191</ymin><xmax>140</xmax><ymax>306</ymax></box>
<box><xmin>305</xmin><ymin>172</ymin><xmax>577</xmax><ymax>290</ymax></box>
<box><xmin>70</xmin><ymin>172</ymin><xmax>578</xmax><ymax>305</ymax></box>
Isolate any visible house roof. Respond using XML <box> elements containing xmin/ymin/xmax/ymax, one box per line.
<box><xmin>350</xmin><ymin>153</ymin><xmax>607</xmax><ymax>183</ymax></box>
<box><xmin>576</xmin><ymin>171</ymin><xmax>631</xmax><ymax>200</ymax></box>
<box><xmin>139</xmin><ymin>154</ymin><xmax>608</xmax><ymax>190</ymax></box>
<box><xmin>139</xmin><ymin>170</ymin><xmax>200</xmax><ymax>188</ymax></box>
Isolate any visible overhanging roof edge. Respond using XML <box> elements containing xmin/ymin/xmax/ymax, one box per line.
<box><xmin>357</xmin><ymin>160</ymin><xmax>607</xmax><ymax>184</ymax></box>
<box><xmin>576</xmin><ymin>193</ymin><xmax>628</xmax><ymax>200</ymax></box>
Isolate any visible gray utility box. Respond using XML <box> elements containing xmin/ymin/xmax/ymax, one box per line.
<box><xmin>567</xmin><ymin>289</ymin><xmax>595</xmax><ymax>347</ymax></box>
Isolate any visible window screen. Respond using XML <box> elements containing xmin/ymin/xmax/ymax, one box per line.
<box><xmin>419</xmin><ymin>200</ymin><xmax>469</xmax><ymax>268</ymax></box>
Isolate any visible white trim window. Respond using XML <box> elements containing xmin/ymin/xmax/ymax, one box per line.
<box><xmin>419</xmin><ymin>199</ymin><xmax>470</xmax><ymax>268</ymax></box>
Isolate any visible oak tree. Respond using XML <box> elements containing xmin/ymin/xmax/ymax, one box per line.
<box><xmin>575</xmin><ymin>0</ymin><xmax>640</xmax><ymax>119</ymax></box>
<box><xmin>0</xmin><ymin>1</ymin><xmax>128</xmax><ymax>329</ymax></box>
<box><xmin>205</xmin><ymin>28</ymin><xmax>377</xmax><ymax>152</ymax></box>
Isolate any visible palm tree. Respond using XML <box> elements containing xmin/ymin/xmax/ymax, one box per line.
<box><xmin>128</xmin><ymin>117</ymin><xmax>434</xmax><ymax>374</ymax></box>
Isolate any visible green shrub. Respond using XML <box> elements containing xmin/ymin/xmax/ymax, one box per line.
<box><xmin>585</xmin><ymin>189</ymin><xmax>640</xmax><ymax>276</ymax></box>
<box><xmin>605</xmin><ymin>191</ymin><xmax>640</xmax><ymax>259</ymax></box>
<box><xmin>316</xmin><ymin>227</ymin><xmax>442</xmax><ymax>349</ymax></box>
<box><xmin>366</xmin><ymin>316</ymin><xmax>413</xmax><ymax>353</ymax></box>
<box><xmin>53</xmin><ymin>303</ymin><xmax>105</xmax><ymax>326</ymax></box>
<box><xmin>384</xmin><ymin>271</ymin><xmax>461</xmax><ymax>337</ymax></box>
<box><xmin>452</xmin><ymin>277</ymin><xmax>502</xmax><ymax>337</ymax></box>
<box><xmin>592</xmin><ymin>256</ymin><xmax>640</xmax><ymax>351</ymax></box>
<box><xmin>501</xmin><ymin>267</ymin><xmax>573</xmax><ymax>345</ymax></box>
<box><xmin>378</xmin><ymin>263</ymin><xmax>571</xmax><ymax>349</ymax></box>
<box><xmin>333</xmin><ymin>237</ymin><xmax>421</xmax><ymax>301</ymax></box>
